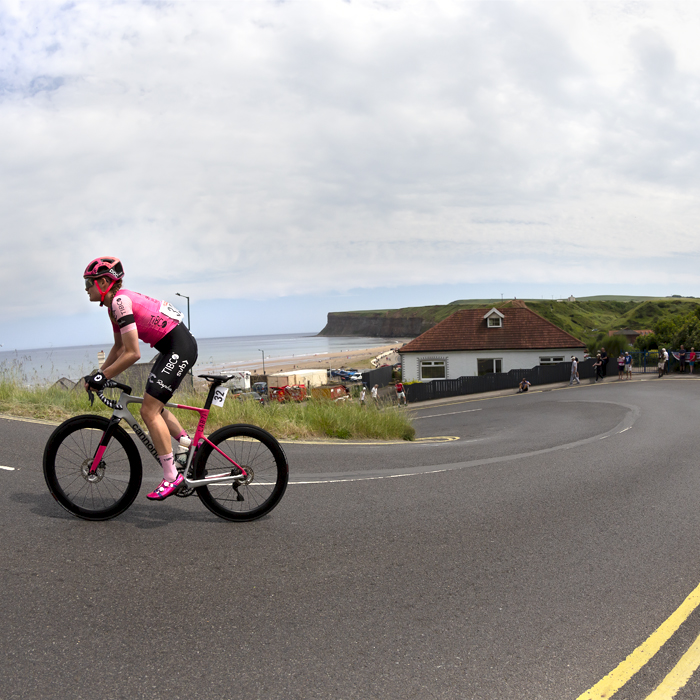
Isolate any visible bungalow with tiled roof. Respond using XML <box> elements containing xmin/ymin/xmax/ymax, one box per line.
<box><xmin>400</xmin><ymin>306</ymin><xmax>586</xmax><ymax>382</ymax></box>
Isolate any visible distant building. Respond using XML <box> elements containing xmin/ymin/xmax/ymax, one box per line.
<box><xmin>400</xmin><ymin>306</ymin><xmax>586</xmax><ymax>381</ymax></box>
<box><xmin>607</xmin><ymin>329</ymin><xmax>652</xmax><ymax>344</ymax></box>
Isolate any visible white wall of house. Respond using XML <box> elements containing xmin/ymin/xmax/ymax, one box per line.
<box><xmin>401</xmin><ymin>348</ymin><xmax>585</xmax><ymax>382</ymax></box>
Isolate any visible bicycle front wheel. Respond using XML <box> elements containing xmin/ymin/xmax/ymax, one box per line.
<box><xmin>43</xmin><ymin>415</ymin><xmax>142</xmax><ymax>521</ymax></box>
<box><xmin>194</xmin><ymin>424</ymin><xmax>288</xmax><ymax>522</ymax></box>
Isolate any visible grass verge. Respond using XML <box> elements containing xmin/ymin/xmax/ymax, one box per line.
<box><xmin>0</xmin><ymin>379</ymin><xmax>415</xmax><ymax>441</ymax></box>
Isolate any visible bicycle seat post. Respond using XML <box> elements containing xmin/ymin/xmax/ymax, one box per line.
<box><xmin>198</xmin><ymin>374</ymin><xmax>230</xmax><ymax>410</ymax></box>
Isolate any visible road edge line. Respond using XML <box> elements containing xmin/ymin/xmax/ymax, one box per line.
<box><xmin>645</xmin><ymin>629</ymin><xmax>700</xmax><ymax>699</ymax></box>
<box><xmin>577</xmin><ymin>580</ymin><xmax>700</xmax><ymax>699</ymax></box>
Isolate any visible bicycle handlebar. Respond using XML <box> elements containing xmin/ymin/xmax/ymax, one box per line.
<box><xmin>87</xmin><ymin>379</ymin><xmax>133</xmax><ymax>410</ymax></box>
<box><xmin>106</xmin><ymin>379</ymin><xmax>132</xmax><ymax>394</ymax></box>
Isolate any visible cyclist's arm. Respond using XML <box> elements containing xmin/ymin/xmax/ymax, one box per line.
<box><xmin>100</xmin><ymin>333</ymin><xmax>123</xmax><ymax>373</ymax></box>
<box><xmin>100</xmin><ymin>329</ymin><xmax>141</xmax><ymax>380</ymax></box>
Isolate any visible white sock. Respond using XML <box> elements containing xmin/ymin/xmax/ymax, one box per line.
<box><xmin>158</xmin><ymin>453</ymin><xmax>177</xmax><ymax>482</ymax></box>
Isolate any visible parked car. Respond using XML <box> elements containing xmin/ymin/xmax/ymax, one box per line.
<box><xmin>233</xmin><ymin>391</ymin><xmax>264</xmax><ymax>404</ymax></box>
<box><xmin>252</xmin><ymin>382</ymin><xmax>267</xmax><ymax>396</ymax></box>
<box><xmin>330</xmin><ymin>369</ymin><xmax>363</xmax><ymax>382</ymax></box>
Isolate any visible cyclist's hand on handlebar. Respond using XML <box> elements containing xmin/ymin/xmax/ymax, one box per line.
<box><xmin>84</xmin><ymin>371</ymin><xmax>108</xmax><ymax>391</ymax></box>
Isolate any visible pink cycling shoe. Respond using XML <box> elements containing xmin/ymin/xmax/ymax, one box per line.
<box><xmin>147</xmin><ymin>473</ymin><xmax>185</xmax><ymax>501</ymax></box>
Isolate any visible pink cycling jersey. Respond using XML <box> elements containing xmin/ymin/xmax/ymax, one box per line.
<box><xmin>110</xmin><ymin>289</ymin><xmax>183</xmax><ymax>347</ymax></box>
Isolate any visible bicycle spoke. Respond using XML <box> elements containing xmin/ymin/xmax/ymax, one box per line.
<box><xmin>195</xmin><ymin>425</ymin><xmax>287</xmax><ymax>521</ymax></box>
<box><xmin>43</xmin><ymin>416</ymin><xmax>142</xmax><ymax>520</ymax></box>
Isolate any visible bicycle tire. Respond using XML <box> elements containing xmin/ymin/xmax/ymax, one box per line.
<box><xmin>43</xmin><ymin>415</ymin><xmax>142</xmax><ymax>521</ymax></box>
<box><xmin>194</xmin><ymin>423</ymin><xmax>288</xmax><ymax>522</ymax></box>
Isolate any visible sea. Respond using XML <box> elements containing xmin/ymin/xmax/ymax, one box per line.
<box><xmin>0</xmin><ymin>333</ymin><xmax>403</xmax><ymax>385</ymax></box>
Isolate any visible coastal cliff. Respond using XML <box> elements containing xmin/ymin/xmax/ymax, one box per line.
<box><xmin>318</xmin><ymin>300</ymin><xmax>532</xmax><ymax>338</ymax></box>
<box><xmin>318</xmin><ymin>309</ymin><xmax>442</xmax><ymax>338</ymax></box>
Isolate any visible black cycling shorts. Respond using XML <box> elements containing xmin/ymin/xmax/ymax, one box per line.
<box><xmin>146</xmin><ymin>322</ymin><xmax>198</xmax><ymax>403</ymax></box>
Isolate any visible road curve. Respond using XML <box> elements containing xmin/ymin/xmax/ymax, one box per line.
<box><xmin>3</xmin><ymin>377</ymin><xmax>700</xmax><ymax>699</ymax></box>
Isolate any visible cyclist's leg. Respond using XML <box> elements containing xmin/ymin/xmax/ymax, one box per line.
<box><xmin>142</xmin><ymin>323</ymin><xmax>198</xmax><ymax>490</ymax></box>
<box><xmin>141</xmin><ymin>394</ymin><xmax>185</xmax><ymax>502</ymax></box>
<box><xmin>141</xmin><ymin>394</ymin><xmax>172</xmax><ymax>456</ymax></box>
<box><xmin>161</xmin><ymin>408</ymin><xmax>187</xmax><ymax>441</ymax></box>
<box><xmin>140</xmin><ymin>354</ymin><xmax>180</xmax><ymax>481</ymax></box>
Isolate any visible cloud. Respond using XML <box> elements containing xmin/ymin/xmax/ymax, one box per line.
<box><xmin>2</xmin><ymin>0</ymin><xmax>700</xmax><ymax>332</ymax></box>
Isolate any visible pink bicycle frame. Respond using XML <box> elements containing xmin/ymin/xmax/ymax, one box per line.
<box><xmin>89</xmin><ymin>395</ymin><xmax>248</xmax><ymax>482</ymax></box>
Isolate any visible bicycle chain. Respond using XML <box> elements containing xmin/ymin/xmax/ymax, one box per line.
<box><xmin>175</xmin><ymin>462</ymin><xmax>195</xmax><ymax>497</ymax></box>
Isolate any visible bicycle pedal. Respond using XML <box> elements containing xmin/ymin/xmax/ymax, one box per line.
<box><xmin>175</xmin><ymin>487</ymin><xmax>195</xmax><ymax>498</ymax></box>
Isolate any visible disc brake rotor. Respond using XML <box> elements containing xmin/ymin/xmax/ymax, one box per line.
<box><xmin>237</xmin><ymin>465</ymin><xmax>254</xmax><ymax>486</ymax></box>
<box><xmin>81</xmin><ymin>458</ymin><xmax>105</xmax><ymax>483</ymax></box>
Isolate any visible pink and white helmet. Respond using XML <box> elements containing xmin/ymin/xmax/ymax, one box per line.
<box><xmin>83</xmin><ymin>256</ymin><xmax>124</xmax><ymax>282</ymax></box>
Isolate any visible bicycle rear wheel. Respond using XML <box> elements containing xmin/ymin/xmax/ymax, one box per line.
<box><xmin>194</xmin><ymin>423</ymin><xmax>288</xmax><ymax>522</ymax></box>
<box><xmin>43</xmin><ymin>415</ymin><xmax>142</xmax><ymax>521</ymax></box>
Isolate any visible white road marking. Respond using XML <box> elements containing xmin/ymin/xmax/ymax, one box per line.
<box><xmin>0</xmin><ymin>466</ymin><xmax>16</xmax><ymax>471</ymax></box>
<box><xmin>288</xmin><ymin>400</ymin><xmax>640</xmax><ymax>485</ymax></box>
<box><xmin>289</xmin><ymin>469</ymin><xmax>450</xmax><ymax>484</ymax></box>
<box><xmin>413</xmin><ymin>408</ymin><xmax>482</xmax><ymax>420</ymax></box>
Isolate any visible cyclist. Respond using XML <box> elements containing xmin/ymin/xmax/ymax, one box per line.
<box><xmin>83</xmin><ymin>256</ymin><xmax>198</xmax><ymax>501</ymax></box>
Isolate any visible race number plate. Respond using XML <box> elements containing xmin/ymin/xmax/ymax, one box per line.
<box><xmin>212</xmin><ymin>387</ymin><xmax>228</xmax><ymax>407</ymax></box>
<box><xmin>160</xmin><ymin>301</ymin><xmax>185</xmax><ymax>323</ymax></box>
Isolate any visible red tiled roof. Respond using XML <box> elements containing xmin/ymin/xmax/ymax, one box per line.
<box><xmin>400</xmin><ymin>307</ymin><xmax>586</xmax><ymax>353</ymax></box>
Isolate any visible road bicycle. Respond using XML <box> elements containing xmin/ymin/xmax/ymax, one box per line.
<box><xmin>42</xmin><ymin>374</ymin><xmax>288</xmax><ymax>522</ymax></box>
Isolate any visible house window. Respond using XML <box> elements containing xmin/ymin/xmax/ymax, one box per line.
<box><xmin>539</xmin><ymin>356</ymin><xmax>565</xmax><ymax>365</ymax></box>
<box><xmin>420</xmin><ymin>360</ymin><xmax>446</xmax><ymax>380</ymax></box>
<box><xmin>487</xmin><ymin>316</ymin><xmax>502</xmax><ymax>328</ymax></box>
<box><xmin>477</xmin><ymin>358</ymin><xmax>502</xmax><ymax>375</ymax></box>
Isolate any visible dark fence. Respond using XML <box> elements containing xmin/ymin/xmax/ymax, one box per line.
<box><xmin>361</xmin><ymin>365</ymin><xmax>393</xmax><ymax>389</ymax></box>
<box><xmin>404</xmin><ymin>359</ymin><xmax>596</xmax><ymax>403</ymax></box>
<box><xmin>623</xmin><ymin>350</ymin><xmax>698</xmax><ymax>374</ymax></box>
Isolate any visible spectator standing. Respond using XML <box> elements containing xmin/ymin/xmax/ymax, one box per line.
<box><xmin>599</xmin><ymin>347</ymin><xmax>608</xmax><ymax>377</ymax></box>
<box><xmin>371</xmin><ymin>384</ymin><xmax>379</xmax><ymax>406</ymax></box>
<box><xmin>593</xmin><ymin>354</ymin><xmax>604</xmax><ymax>382</ymax></box>
<box><xmin>395</xmin><ymin>381</ymin><xmax>408</xmax><ymax>406</ymax></box>
<box><xmin>690</xmin><ymin>347</ymin><xmax>696</xmax><ymax>374</ymax></box>
<box><xmin>624</xmin><ymin>351</ymin><xmax>632</xmax><ymax>379</ymax></box>
<box><xmin>359</xmin><ymin>385</ymin><xmax>367</xmax><ymax>407</ymax></box>
<box><xmin>617</xmin><ymin>353</ymin><xmax>625</xmax><ymax>380</ymax></box>
<box><xmin>679</xmin><ymin>345</ymin><xmax>687</xmax><ymax>373</ymax></box>
<box><xmin>569</xmin><ymin>357</ymin><xmax>580</xmax><ymax>385</ymax></box>
<box><xmin>658</xmin><ymin>348</ymin><xmax>668</xmax><ymax>378</ymax></box>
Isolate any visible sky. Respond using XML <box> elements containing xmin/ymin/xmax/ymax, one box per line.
<box><xmin>3</xmin><ymin>0</ymin><xmax>700</xmax><ymax>350</ymax></box>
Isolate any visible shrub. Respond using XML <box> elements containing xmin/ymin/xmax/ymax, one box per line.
<box><xmin>588</xmin><ymin>334</ymin><xmax>633</xmax><ymax>358</ymax></box>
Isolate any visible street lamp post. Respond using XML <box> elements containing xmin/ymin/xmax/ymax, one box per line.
<box><xmin>176</xmin><ymin>293</ymin><xmax>190</xmax><ymax>330</ymax></box>
<box><xmin>258</xmin><ymin>350</ymin><xmax>265</xmax><ymax>375</ymax></box>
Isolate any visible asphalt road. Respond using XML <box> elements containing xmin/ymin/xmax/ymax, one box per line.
<box><xmin>4</xmin><ymin>377</ymin><xmax>700</xmax><ymax>699</ymax></box>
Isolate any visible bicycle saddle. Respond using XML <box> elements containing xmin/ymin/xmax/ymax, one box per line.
<box><xmin>198</xmin><ymin>374</ymin><xmax>232</xmax><ymax>383</ymax></box>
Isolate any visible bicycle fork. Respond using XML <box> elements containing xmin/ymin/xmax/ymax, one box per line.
<box><xmin>88</xmin><ymin>416</ymin><xmax>123</xmax><ymax>477</ymax></box>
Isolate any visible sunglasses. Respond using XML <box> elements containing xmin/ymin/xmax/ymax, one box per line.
<box><xmin>85</xmin><ymin>278</ymin><xmax>96</xmax><ymax>290</ymax></box>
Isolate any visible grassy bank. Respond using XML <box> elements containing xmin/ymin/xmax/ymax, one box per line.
<box><xmin>0</xmin><ymin>379</ymin><xmax>415</xmax><ymax>442</ymax></box>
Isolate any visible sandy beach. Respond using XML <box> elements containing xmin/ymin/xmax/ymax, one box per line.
<box><xmin>199</xmin><ymin>343</ymin><xmax>403</xmax><ymax>376</ymax></box>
